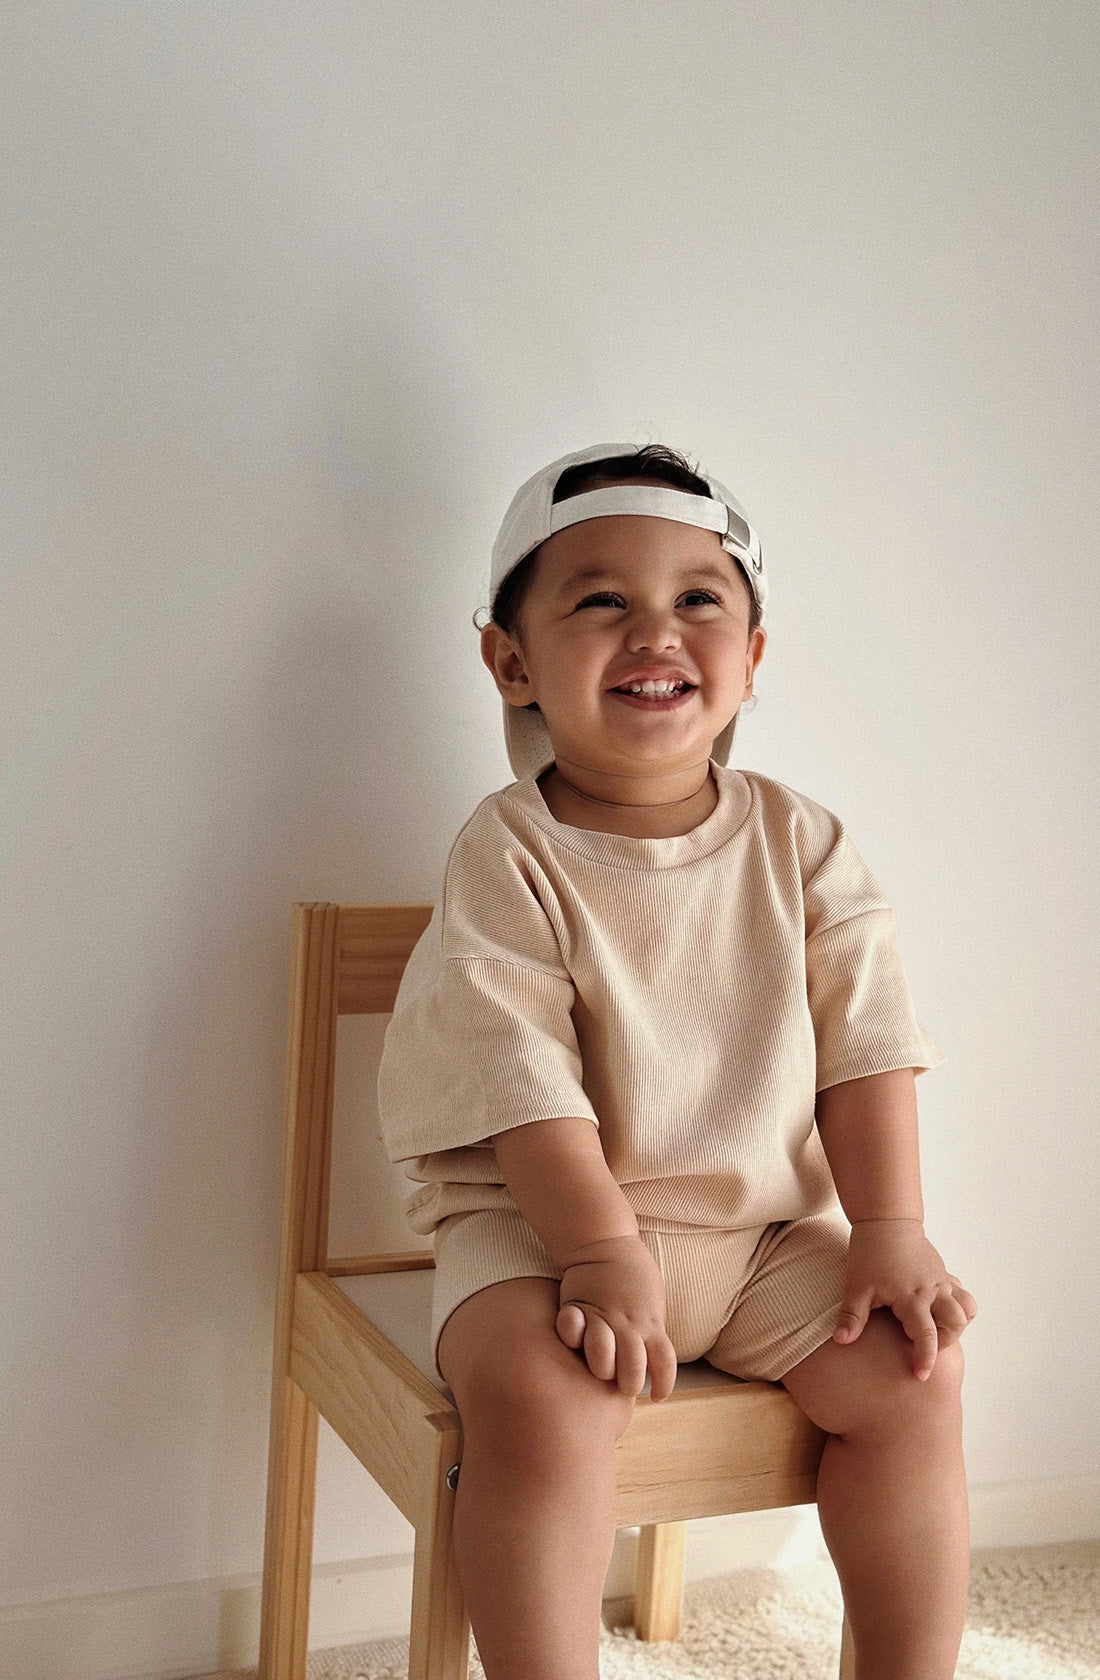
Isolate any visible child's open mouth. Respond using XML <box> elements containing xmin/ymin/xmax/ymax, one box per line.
<box><xmin>609</xmin><ymin>682</ymin><xmax>696</xmax><ymax>709</ymax></box>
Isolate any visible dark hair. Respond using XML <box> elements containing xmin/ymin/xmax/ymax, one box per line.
<box><xmin>489</xmin><ymin>444</ymin><xmax>761</xmax><ymax>644</ymax></box>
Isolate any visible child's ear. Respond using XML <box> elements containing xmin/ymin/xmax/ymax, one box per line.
<box><xmin>745</xmin><ymin>625</ymin><xmax>767</xmax><ymax>693</ymax></box>
<box><xmin>480</xmin><ymin>622</ymin><xmax>535</xmax><ymax>706</ymax></box>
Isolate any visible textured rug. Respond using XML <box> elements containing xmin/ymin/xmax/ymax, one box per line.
<box><xmin>203</xmin><ymin>1540</ymin><xmax>1100</xmax><ymax>1680</ymax></box>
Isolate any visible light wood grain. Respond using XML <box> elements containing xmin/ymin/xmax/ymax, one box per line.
<box><xmin>634</xmin><ymin>1522</ymin><xmax>687</xmax><ymax>1640</ymax></box>
<box><xmin>409</xmin><ymin>1427</ymin><xmax>471</xmax><ymax>1680</ymax></box>
<box><xmin>337</xmin><ymin>902</ymin><xmax>434</xmax><ymax>1014</ymax></box>
<box><xmin>290</xmin><ymin>1271</ymin><xmax>458</xmax><ymax>1525</ymax></box>
<box><xmin>259</xmin><ymin>904</ymin><xmax>340</xmax><ymax>1680</ymax></box>
<box><xmin>327</xmin><ymin>1250</ymin><xmax>435</xmax><ymax>1276</ymax></box>
<box><xmin>614</xmin><ymin>1378</ymin><xmax>825</xmax><ymax>1526</ymax></box>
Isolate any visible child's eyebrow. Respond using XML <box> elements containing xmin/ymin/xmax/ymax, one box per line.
<box><xmin>558</xmin><ymin>565</ymin><xmax>735</xmax><ymax>594</ymax></box>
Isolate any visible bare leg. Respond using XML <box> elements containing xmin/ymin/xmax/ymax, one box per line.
<box><xmin>438</xmin><ymin>1277</ymin><xmax>636</xmax><ymax>1680</ymax></box>
<box><xmin>781</xmin><ymin>1307</ymin><xmax>969</xmax><ymax>1680</ymax></box>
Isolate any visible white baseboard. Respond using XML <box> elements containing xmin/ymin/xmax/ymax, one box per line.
<box><xmin>3</xmin><ymin>1479</ymin><xmax>1096</xmax><ymax>1680</ymax></box>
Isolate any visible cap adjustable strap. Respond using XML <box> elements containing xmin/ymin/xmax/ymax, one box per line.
<box><xmin>548</xmin><ymin>484</ymin><xmax>762</xmax><ymax>572</ymax></box>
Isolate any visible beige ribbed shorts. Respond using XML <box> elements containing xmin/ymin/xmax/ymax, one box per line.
<box><xmin>429</xmin><ymin>1205</ymin><xmax>851</xmax><ymax>1390</ymax></box>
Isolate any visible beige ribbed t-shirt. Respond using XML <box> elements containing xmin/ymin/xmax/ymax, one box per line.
<box><xmin>377</xmin><ymin>763</ymin><xmax>945</xmax><ymax>1239</ymax></box>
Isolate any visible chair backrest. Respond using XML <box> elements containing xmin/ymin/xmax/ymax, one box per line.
<box><xmin>329</xmin><ymin>903</ymin><xmax>434</xmax><ymax>1014</ymax></box>
<box><xmin>279</xmin><ymin>903</ymin><xmax>433</xmax><ymax>1281</ymax></box>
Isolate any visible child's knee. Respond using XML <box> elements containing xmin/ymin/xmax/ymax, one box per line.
<box><xmin>438</xmin><ymin>1277</ymin><xmax>635</xmax><ymax>1446</ymax></box>
<box><xmin>783</xmin><ymin>1307</ymin><xmax>964</xmax><ymax>1436</ymax></box>
<box><xmin>924</xmin><ymin>1337</ymin><xmax>965</xmax><ymax>1412</ymax></box>
<box><xmin>853</xmin><ymin>1312</ymin><xmax>965</xmax><ymax>1435</ymax></box>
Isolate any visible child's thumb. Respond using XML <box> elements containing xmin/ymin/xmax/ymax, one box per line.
<box><xmin>833</xmin><ymin>1298</ymin><xmax>870</xmax><ymax>1345</ymax></box>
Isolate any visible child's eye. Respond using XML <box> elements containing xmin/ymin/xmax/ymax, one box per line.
<box><xmin>577</xmin><ymin>589</ymin><xmax>722</xmax><ymax>609</ymax></box>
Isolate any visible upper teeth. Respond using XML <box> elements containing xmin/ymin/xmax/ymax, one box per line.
<box><xmin>622</xmin><ymin>679</ymin><xmax>684</xmax><ymax>694</ymax></box>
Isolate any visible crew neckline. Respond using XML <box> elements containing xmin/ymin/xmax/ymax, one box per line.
<box><xmin>498</xmin><ymin>760</ymin><xmax>756</xmax><ymax>869</ymax></box>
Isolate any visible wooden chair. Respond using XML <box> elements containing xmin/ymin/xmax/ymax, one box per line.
<box><xmin>258</xmin><ymin>902</ymin><xmax>855</xmax><ymax>1680</ymax></box>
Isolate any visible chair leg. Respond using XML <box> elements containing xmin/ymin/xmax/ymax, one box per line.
<box><xmin>409</xmin><ymin>1441</ymin><xmax>471</xmax><ymax>1680</ymax></box>
<box><xmin>839</xmin><ymin>1606</ymin><xmax>856</xmax><ymax>1678</ymax></box>
<box><xmin>634</xmin><ymin>1521</ymin><xmax>687</xmax><ymax>1641</ymax></box>
<box><xmin>258</xmin><ymin>1376</ymin><xmax>319</xmax><ymax>1680</ymax></box>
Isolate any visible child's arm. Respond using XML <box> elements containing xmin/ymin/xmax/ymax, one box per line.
<box><xmin>493</xmin><ymin>1116</ymin><xmax>679</xmax><ymax>1401</ymax></box>
<box><xmin>815</xmin><ymin>1068</ymin><xmax>977</xmax><ymax>1379</ymax></box>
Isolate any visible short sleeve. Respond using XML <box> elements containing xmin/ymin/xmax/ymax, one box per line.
<box><xmin>376</xmin><ymin>812</ymin><xmax>599</xmax><ymax>1164</ymax></box>
<box><xmin>803</xmin><ymin>817</ymin><xmax>946</xmax><ymax>1091</ymax></box>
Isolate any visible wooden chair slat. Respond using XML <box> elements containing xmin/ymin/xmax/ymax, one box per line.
<box><xmin>336</xmin><ymin>903</ymin><xmax>434</xmax><ymax>1014</ymax></box>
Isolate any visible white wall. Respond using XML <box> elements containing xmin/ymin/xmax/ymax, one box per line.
<box><xmin>2</xmin><ymin>3</ymin><xmax>1098</xmax><ymax>1676</ymax></box>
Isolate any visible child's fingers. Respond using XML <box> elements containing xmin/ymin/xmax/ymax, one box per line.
<box><xmin>897</xmin><ymin>1301</ymin><xmax>939</xmax><ymax>1379</ymax></box>
<box><xmin>581</xmin><ymin>1313</ymin><xmax>618</xmax><ymax>1384</ymax></box>
<box><xmin>612</xmin><ymin>1332</ymin><xmax>651</xmax><ymax>1399</ymax></box>
<box><xmin>556</xmin><ymin>1303</ymin><xmax>587</xmax><ymax>1348</ymax></box>
<box><xmin>567</xmin><ymin>1316</ymin><xmax>675</xmax><ymax>1402</ymax></box>
<box><xmin>645</xmin><ymin>1334</ymin><xmax>679</xmax><ymax>1403</ymax></box>
<box><xmin>928</xmin><ymin>1282</ymin><xmax>976</xmax><ymax>1350</ymax></box>
<box><xmin>931</xmin><ymin>1291</ymin><xmax>971</xmax><ymax>1335</ymax></box>
<box><xmin>947</xmin><ymin>1277</ymin><xmax>978</xmax><ymax>1321</ymax></box>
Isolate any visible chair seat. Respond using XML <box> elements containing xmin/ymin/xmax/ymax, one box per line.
<box><xmin>333</xmin><ymin>1267</ymin><xmax>754</xmax><ymax>1404</ymax></box>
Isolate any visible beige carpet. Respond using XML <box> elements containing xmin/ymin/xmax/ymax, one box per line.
<box><xmin>204</xmin><ymin>1540</ymin><xmax>1100</xmax><ymax>1680</ymax></box>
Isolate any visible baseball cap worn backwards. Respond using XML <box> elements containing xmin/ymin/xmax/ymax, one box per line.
<box><xmin>488</xmin><ymin>443</ymin><xmax>767</xmax><ymax>781</ymax></box>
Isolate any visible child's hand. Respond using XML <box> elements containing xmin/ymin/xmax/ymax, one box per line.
<box><xmin>834</xmin><ymin>1219</ymin><xmax>977</xmax><ymax>1380</ymax></box>
<box><xmin>555</xmin><ymin>1233</ymin><xmax>678</xmax><ymax>1402</ymax></box>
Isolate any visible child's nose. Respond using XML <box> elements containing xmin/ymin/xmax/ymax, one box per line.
<box><xmin>625</xmin><ymin>606</ymin><xmax>683</xmax><ymax>649</ymax></box>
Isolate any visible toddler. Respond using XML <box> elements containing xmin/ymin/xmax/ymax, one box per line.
<box><xmin>378</xmin><ymin>442</ymin><xmax>977</xmax><ymax>1680</ymax></box>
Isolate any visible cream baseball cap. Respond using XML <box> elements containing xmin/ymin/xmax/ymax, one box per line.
<box><xmin>487</xmin><ymin>443</ymin><xmax>767</xmax><ymax>780</ymax></box>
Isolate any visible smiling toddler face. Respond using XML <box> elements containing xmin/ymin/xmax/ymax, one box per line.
<box><xmin>482</xmin><ymin>505</ymin><xmax>766</xmax><ymax>782</ymax></box>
